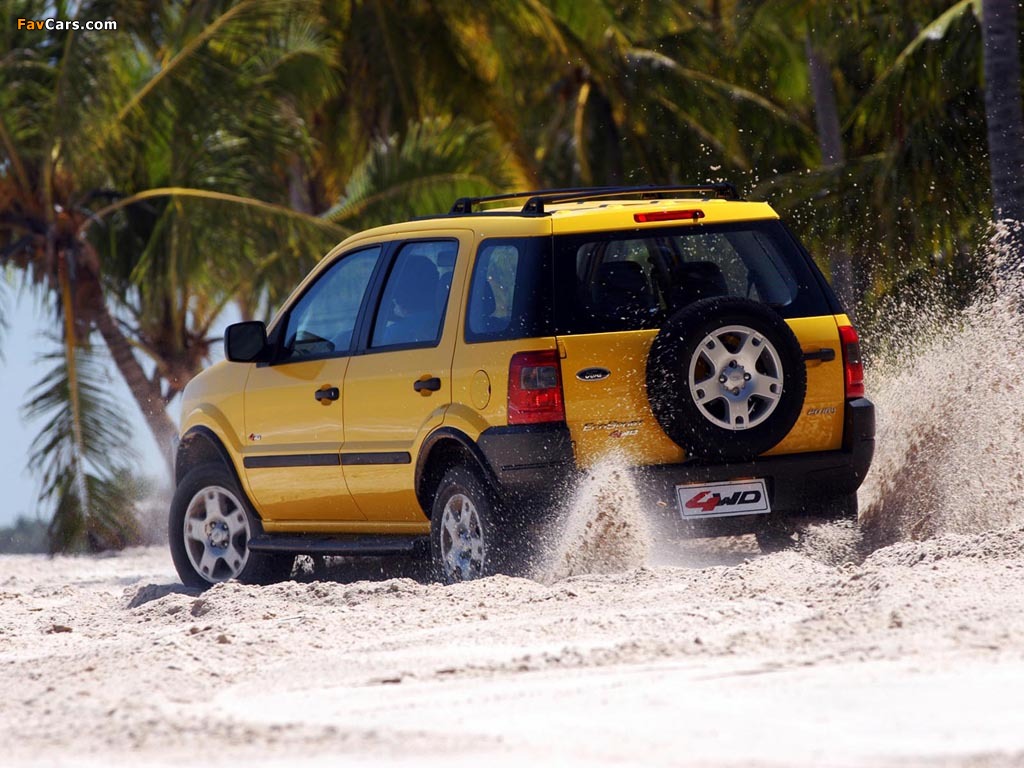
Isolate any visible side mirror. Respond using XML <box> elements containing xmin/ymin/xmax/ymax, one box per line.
<box><xmin>224</xmin><ymin>321</ymin><xmax>270</xmax><ymax>363</ymax></box>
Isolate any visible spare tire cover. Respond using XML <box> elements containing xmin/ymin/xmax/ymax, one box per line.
<box><xmin>646</xmin><ymin>296</ymin><xmax>807</xmax><ymax>462</ymax></box>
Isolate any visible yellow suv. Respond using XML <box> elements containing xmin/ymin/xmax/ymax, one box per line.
<box><xmin>169</xmin><ymin>185</ymin><xmax>874</xmax><ymax>587</ymax></box>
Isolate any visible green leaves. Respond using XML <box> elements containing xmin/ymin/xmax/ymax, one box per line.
<box><xmin>22</xmin><ymin>341</ymin><xmax>142</xmax><ymax>554</ymax></box>
<box><xmin>325</xmin><ymin>118</ymin><xmax>517</xmax><ymax>229</ymax></box>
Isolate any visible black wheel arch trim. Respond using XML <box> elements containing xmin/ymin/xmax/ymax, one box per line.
<box><xmin>175</xmin><ymin>426</ymin><xmax>239</xmax><ymax>486</ymax></box>
<box><xmin>174</xmin><ymin>426</ymin><xmax>270</xmax><ymax>527</ymax></box>
<box><xmin>243</xmin><ymin>453</ymin><xmax>341</xmax><ymax>469</ymax></box>
<box><xmin>414</xmin><ymin>427</ymin><xmax>500</xmax><ymax>508</ymax></box>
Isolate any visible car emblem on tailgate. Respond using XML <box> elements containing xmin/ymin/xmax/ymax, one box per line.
<box><xmin>577</xmin><ymin>367</ymin><xmax>611</xmax><ymax>381</ymax></box>
<box><xmin>676</xmin><ymin>479</ymin><xmax>771</xmax><ymax>518</ymax></box>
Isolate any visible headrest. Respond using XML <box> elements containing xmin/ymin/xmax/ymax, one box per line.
<box><xmin>595</xmin><ymin>261</ymin><xmax>648</xmax><ymax>294</ymax></box>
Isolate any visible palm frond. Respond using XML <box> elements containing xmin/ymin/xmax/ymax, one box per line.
<box><xmin>116</xmin><ymin>0</ymin><xmax>275</xmax><ymax>122</ymax></box>
<box><xmin>627</xmin><ymin>48</ymin><xmax>813</xmax><ymax>134</ymax></box>
<box><xmin>84</xmin><ymin>187</ymin><xmax>347</xmax><ymax>239</ymax></box>
<box><xmin>849</xmin><ymin>0</ymin><xmax>981</xmax><ymax>139</ymax></box>
<box><xmin>91</xmin><ymin>186</ymin><xmax>348</xmax><ymax>341</ymax></box>
<box><xmin>22</xmin><ymin>339</ymin><xmax>142</xmax><ymax>553</ymax></box>
<box><xmin>324</xmin><ymin>118</ymin><xmax>518</xmax><ymax>228</ymax></box>
<box><xmin>45</xmin><ymin>471</ymin><xmax>142</xmax><ymax>554</ymax></box>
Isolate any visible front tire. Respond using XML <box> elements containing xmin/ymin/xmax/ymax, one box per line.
<box><xmin>169</xmin><ymin>463</ymin><xmax>294</xmax><ymax>590</ymax></box>
<box><xmin>430</xmin><ymin>466</ymin><xmax>518</xmax><ymax>584</ymax></box>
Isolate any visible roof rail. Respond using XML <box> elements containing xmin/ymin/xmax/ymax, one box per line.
<box><xmin>449</xmin><ymin>184</ymin><xmax>739</xmax><ymax>216</ymax></box>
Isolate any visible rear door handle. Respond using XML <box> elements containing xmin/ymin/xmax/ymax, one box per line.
<box><xmin>802</xmin><ymin>348</ymin><xmax>836</xmax><ymax>362</ymax></box>
<box><xmin>315</xmin><ymin>386</ymin><xmax>340</xmax><ymax>402</ymax></box>
<box><xmin>414</xmin><ymin>376</ymin><xmax>442</xmax><ymax>393</ymax></box>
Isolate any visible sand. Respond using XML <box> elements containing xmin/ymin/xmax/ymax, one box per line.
<box><xmin>2</xmin><ymin>523</ymin><xmax>1024</xmax><ymax>767</ymax></box>
<box><xmin>5</xmin><ymin>222</ymin><xmax>1024</xmax><ymax>767</ymax></box>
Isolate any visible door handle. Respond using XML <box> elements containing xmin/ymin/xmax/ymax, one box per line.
<box><xmin>315</xmin><ymin>386</ymin><xmax>340</xmax><ymax>402</ymax></box>
<box><xmin>802</xmin><ymin>348</ymin><xmax>836</xmax><ymax>362</ymax></box>
<box><xmin>413</xmin><ymin>376</ymin><xmax>442</xmax><ymax>393</ymax></box>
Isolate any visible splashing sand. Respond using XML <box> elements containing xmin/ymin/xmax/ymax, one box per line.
<box><xmin>860</xmin><ymin>222</ymin><xmax>1024</xmax><ymax>544</ymax></box>
<box><xmin>540</xmin><ymin>455</ymin><xmax>651</xmax><ymax>581</ymax></box>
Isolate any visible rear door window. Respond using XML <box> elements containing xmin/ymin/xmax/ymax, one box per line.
<box><xmin>554</xmin><ymin>220</ymin><xmax>830</xmax><ymax>335</ymax></box>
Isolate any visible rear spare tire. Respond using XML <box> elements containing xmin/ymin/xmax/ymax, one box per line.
<box><xmin>646</xmin><ymin>296</ymin><xmax>806</xmax><ymax>462</ymax></box>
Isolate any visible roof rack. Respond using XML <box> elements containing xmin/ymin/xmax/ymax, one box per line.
<box><xmin>449</xmin><ymin>183</ymin><xmax>739</xmax><ymax>216</ymax></box>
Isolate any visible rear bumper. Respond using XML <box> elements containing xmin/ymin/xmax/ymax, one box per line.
<box><xmin>478</xmin><ymin>398</ymin><xmax>875</xmax><ymax>534</ymax></box>
<box><xmin>477</xmin><ymin>423</ymin><xmax>577</xmax><ymax>502</ymax></box>
<box><xmin>638</xmin><ymin>397</ymin><xmax>875</xmax><ymax>536</ymax></box>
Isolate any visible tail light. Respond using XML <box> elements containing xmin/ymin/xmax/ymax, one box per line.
<box><xmin>838</xmin><ymin>325</ymin><xmax>865</xmax><ymax>399</ymax></box>
<box><xmin>508</xmin><ymin>350</ymin><xmax>565</xmax><ymax>425</ymax></box>
<box><xmin>634</xmin><ymin>209</ymin><xmax>705</xmax><ymax>223</ymax></box>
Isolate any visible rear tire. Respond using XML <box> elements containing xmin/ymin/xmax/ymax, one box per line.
<box><xmin>755</xmin><ymin>527</ymin><xmax>796</xmax><ymax>554</ymax></box>
<box><xmin>813</xmin><ymin>492</ymin><xmax>859</xmax><ymax>520</ymax></box>
<box><xmin>429</xmin><ymin>465</ymin><xmax>522</xmax><ymax>583</ymax></box>
<box><xmin>169</xmin><ymin>463</ymin><xmax>294</xmax><ymax>590</ymax></box>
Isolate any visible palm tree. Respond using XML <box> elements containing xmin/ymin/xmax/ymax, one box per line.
<box><xmin>980</xmin><ymin>0</ymin><xmax>1024</xmax><ymax>225</ymax></box>
<box><xmin>517</xmin><ymin>2</ymin><xmax>815</xmax><ymax>189</ymax></box>
<box><xmin>22</xmin><ymin>344</ymin><xmax>143</xmax><ymax>553</ymax></box>
<box><xmin>0</xmin><ymin>0</ymin><xmax>343</xmax><ymax>548</ymax></box>
<box><xmin>742</xmin><ymin>0</ymin><xmax>993</xmax><ymax>312</ymax></box>
<box><xmin>302</xmin><ymin>0</ymin><xmax>581</xmax><ymax>201</ymax></box>
<box><xmin>3</xmin><ymin>0</ymin><xmax>527</xmax><ymax>551</ymax></box>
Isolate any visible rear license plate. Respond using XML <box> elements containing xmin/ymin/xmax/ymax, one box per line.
<box><xmin>676</xmin><ymin>479</ymin><xmax>771</xmax><ymax>519</ymax></box>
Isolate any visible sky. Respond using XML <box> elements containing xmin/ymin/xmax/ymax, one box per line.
<box><xmin>0</xmin><ymin>288</ymin><xmax>170</xmax><ymax>529</ymax></box>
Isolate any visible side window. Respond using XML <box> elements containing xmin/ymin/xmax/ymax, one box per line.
<box><xmin>370</xmin><ymin>240</ymin><xmax>457</xmax><ymax>349</ymax></box>
<box><xmin>280</xmin><ymin>246</ymin><xmax>381</xmax><ymax>362</ymax></box>
<box><xmin>465</xmin><ymin>238</ymin><xmax>553</xmax><ymax>343</ymax></box>
<box><xmin>467</xmin><ymin>243</ymin><xmax>519</xmax><ymax>338</ymax></box>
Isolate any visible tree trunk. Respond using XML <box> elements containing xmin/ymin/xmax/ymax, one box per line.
<box><xmin>93</xmin><ymin>300</ymin><xmax>177</xmax><ymax>477</ymax></box>
<box><xmin>806</xmin><ymin>39</ymin><xmax>845</xmax><ymax>167</ymax></box>
<box><xmin>806</xmin><ymin>32</ymin><xmax>857</xmax><ymax>319</ymax></box>
<box><xmin>287</xmin><ymin>153</ymin><xmax>313</xmax><ymax>214</ymax></box>
<box><xmin>981</xmin><ymin>0</ymin><xmax>1024</xmax><ymax>224</ymax></box>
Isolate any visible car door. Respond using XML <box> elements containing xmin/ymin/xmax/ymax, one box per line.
<box><xmin>241</xmin><ymin>245</ymin><xmax>383</xmax><ymax>524</ymax></box>
<box><xmin>342</xmin><ymin>235</ymin><xmax>468</xmax><ymax>523</ymax></box>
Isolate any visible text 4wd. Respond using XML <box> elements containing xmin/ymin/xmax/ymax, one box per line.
<box><xmin>685</xmin><ymin>490</ymin><xmax>764</xmax><ymax>514</ymax></box>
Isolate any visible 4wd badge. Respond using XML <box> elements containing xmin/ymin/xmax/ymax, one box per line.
<box><xmin>806</xmin><ymin>406</ymin><xmax>837</xmax><ymax>416</ymax></box>
<box><xmin>676</xmin><ymin>479</ymin><xmax>771</xmax><ymax>519</ymax></box>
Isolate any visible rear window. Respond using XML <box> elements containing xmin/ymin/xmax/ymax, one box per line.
<box><xmin>553</xmin><ymin>220</ymin><xmax>831</xmax><ymax>335</ymax></box>
<box><xmin>465</xmin><ymin>238</ymin><xmax>552</xmax><ymax>342</ymax></box>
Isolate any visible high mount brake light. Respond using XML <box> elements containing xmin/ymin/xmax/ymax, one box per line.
<box><xmin>838</xmin><ymin>325</ymin><xmax>865</xmax><ymax>399</ymax></box>
<box><xmin>633</xmin><ymin>209</ymin><xmax>705</xmax><ymax>223</ymax></box>
<box><xmin>508</xmin><ymin>350</ymin><xmax>565</xmax><ymax>425</ymax></box>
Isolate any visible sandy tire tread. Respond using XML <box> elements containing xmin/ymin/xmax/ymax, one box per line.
<box><xmin>429</xmin><ymin>465</ymin><xmax>526</xmax><ymax>583</ymax></box>
<box><xmin>168</xmin><ymin>462</ymin><xmax>294</xmax><ymax>590</ymax></box>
